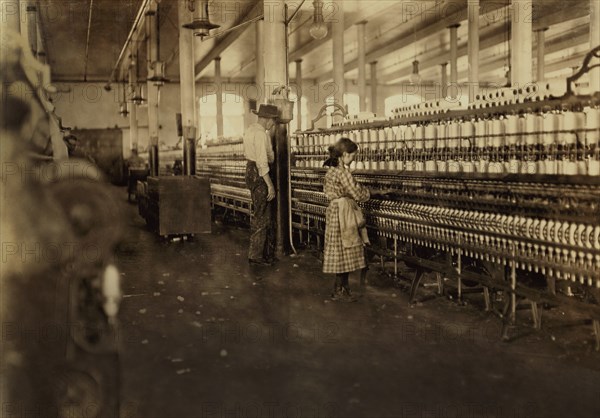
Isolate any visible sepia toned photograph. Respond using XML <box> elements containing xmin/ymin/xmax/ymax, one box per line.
<box><xmin>1</xmin><ymin>1</ymin><xmax>600</xmax><ymax>417</ymax></box>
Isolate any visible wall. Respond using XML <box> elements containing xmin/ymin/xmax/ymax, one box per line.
<box><xmin>52</xmin><ymin>82</ymin><xmax>182</xmax><ymax>158</ymax></box>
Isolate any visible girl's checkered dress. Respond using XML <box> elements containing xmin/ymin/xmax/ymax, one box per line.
<box><xmin>322</xmin><ymin>165</ymin><xmax>370</xmax><ymax>274</ymax></box>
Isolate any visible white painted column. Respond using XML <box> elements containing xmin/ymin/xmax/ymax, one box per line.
<box><xmin>467</xmin><ymin>0</ymin><xmax>479</xmax><ymax>103</ymax></box>
<box><xmin>263</xmin><ymin>0</ymin><xmax>288</xmax><ymax>256</ymax></box>
<box><xmin>147</xmin><ymin>2</ymin><xmax>160</xmax><ymax>176</ymax></box>
<box><xmin>449</xmin><ymin>24</ymin><xmax>460</xmax><ymax>99</ymax></box>
<box><xmin>255</xmin><ymin>20</ymin><xmax>265</xmax><ymax>103</ymax></box>
<box><xmin>535</xmin><ymin>28</ymin><xmax>547</xmax><ymax>82</ymax></box>
<box><xmin>25</xmin><ymin>3</ymin><xmax>37</xmax><ymax>56</ymax></box>
<box><xmin>128</xmin><ymin>64</ymin><xmax>139</xmax><ymax>152</ymax></box>
<box><xmin>295</xmin><ymin>59</ymin><xmax>302</xmax><ymax>130</ymax></box>
<box><xmin>357</xmin><ymin>20</ymin><xmax>367</xmax><ymax>112</ymax></box>
<box><xmin>590</xmin><ymin>0</ymin><xmax>600</xmax><ymax>92</ymax></box>
<box><xmin>511</xmin><ymin>0</ymin><xmax>533</xmax><ymax>87</ymax></box>
<box><xmin>178</xmin><ymin>0</ymin><xmax>196</xmax><ymax>174</ymax></box>
<box><xmin>215</xmin><ymin>57</ymin><xmax>223</xmax><ymax>138</ymax></box>
<box><xmin>332</xmin><ymin>1</ymin><xmax>345</xmax><ymax>123</ymax></box>
<box><xmin>441</xmin><ymin>62</ymin><xmax>448</xmax><ymax>98</ymax></box>
<box><xmin>263</xmin><ymin>2</ymin><xmax>286</xmax><ymax>98</ymax></box>
<box><xmin>370</xmin><ymin>61</ymin><xmax>378</xmax><ymax>114</ymax></box>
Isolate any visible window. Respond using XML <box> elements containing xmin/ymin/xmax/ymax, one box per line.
<box><xmin>384</xmin><ymin>94</ymin><xmax>423</xmax><ymax>117</ymax></box>
<box><xmin>325</xmin><ymin>93</ymin><xmax>359</xmax><ymax>127</ymax></box>
<box><xmin>197</xmin><ymin>94</ymin><xmax>245</xmax><ymax>144</ymax></box>
<box><xmin>288</xmin><ymin>96</ymin><xmax>309</xmax><ymax>133</ymax></box>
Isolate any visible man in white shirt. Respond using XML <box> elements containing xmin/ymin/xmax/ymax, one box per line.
<box><xmin>243</xmin><ymin>104</ymin><xmax>279</xmax><ymax>266</ymax></box>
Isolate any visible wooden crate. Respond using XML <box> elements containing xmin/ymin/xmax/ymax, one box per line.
<box><xmin>146</xmin><ymin>176</ymin><xmax>212</xmax><ymax>236</ymax></box>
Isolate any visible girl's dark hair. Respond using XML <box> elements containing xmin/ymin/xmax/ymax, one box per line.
<box><xmin>323</xmin><ymin>137</ymin><xmax>358</xmax><ymax>167</ymax></box>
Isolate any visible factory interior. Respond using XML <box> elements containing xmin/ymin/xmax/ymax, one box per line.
<box><xmin>2</xmin><ymin>0</ymin><xmax>600</xmax><ymax>417</ymax></box>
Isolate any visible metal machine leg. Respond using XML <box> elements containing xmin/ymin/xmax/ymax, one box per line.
<box><xmin>593</xmin><ymin>320</ymin><xmax>600</xmax><ymax>351</ymax></box>
<box><xmin>409</xmin><ymin>268</ymin><xmax>426</xmax><ymax>304</ymax></box>
<box><xmin>530</xmin><ymin>302</ymin><xmax>542</xmax><ymax>329</ymax></box>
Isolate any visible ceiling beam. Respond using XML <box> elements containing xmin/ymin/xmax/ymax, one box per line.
<box><xmin>314</xmin><ymin>0</ymin><xmax>507</xmax><ymax>83</ymax></box>
<box><xmin>194</xmin><ymin>0</ymin><xmax>263</xmax><ymax>80</ymax></box>
<box><xmin>287</xmin><ymin>0</ymin><xmax>406</xmax><ymax>62</ymax></box>
<box><xmin>379</xmin><ymin>19</ymin><xmax>509</xmax><ymax>83</ymax></box>
<box><xmin>385</xmin><ymin>21</ymin><xmax>590</xmax><ymax>85</ymax></box>
<box><xmin>532</xmin><ymin>0</ymin><xmax>590</xmax><ymax>31</ymax></box>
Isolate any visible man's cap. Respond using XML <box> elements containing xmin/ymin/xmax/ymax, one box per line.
<box><xmin>252</xmin><ymin>104</ymin><xmax>279</xmax><ymax>119</ymax></box>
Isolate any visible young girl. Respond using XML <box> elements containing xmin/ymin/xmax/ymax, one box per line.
<box><xmin>322</xmin><ymin>137</ymin><xmax>370</xmax><ymax>302</ymax></box>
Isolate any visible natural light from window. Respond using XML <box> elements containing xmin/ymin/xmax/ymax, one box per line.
<box><xmin>197</xmin><ymin>94</ymin><xmax>245</xmax><ymax>143</ymax></box>
<box><xmin>384</xmin><ymin>94</ymin><xmax>423</xmax><ymax>117</ymax></box>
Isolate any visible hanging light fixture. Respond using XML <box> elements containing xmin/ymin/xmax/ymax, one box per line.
<box><xmin>131</xmin><ymin>83</ymin><xmax>145</xmax><ymax>105</ymax></box>
<box><xmin>408</xmin><ymin>23</ymin><xmax>421</xmax><ymax>84</ymax></box>
<box><xmin>119</xmin><ymin>83</ymin><xmax>129</xmax><ymax>117</ymax></box>
<box><xmin>148</xmin><ymin>61</ymin><xmax>169</xmax><ymax>86</ymax></box>
<box><xmin>309</xmin><ymin>0</ymin><xmax>328</xmax><ymax>40</ymax></box>
<box><xmin>146</xmin><ymin>7</ymin><xmax>169</xmax><ymax>85</ymax></box>
<box><xmin>182</xmin><ymin>0</ymin><xmax>220</xmax><ymax>39</ymax></box>
<box><xmin>409</xmin><ymin>60</ymin><xmax>421</xmax><ymax>84</ymax></box>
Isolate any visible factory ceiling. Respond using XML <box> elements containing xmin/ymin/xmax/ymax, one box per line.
<box><xmin>37</xmin><ymin>0</ymin><xmax>593</xmax><ymax>86</ymax></box>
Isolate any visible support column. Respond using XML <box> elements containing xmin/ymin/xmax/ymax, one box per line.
<box><xmin>147</xmin><ymin>3</ymin><xmax>160</xmax><ymax>176</ymax></box>
<box><xmin>25</xmin><ymin>3</ymin><xmax>37</xmax><ymax>56</ymax></box>
<box><xmin>295</xmin><ymin>59</ymin><xmax>302</xmax><ymax>131</ymax></box>
<box><xmin>357</xmin><ymin>21</ymin><xmax>367</xmax><ymax>112</ymax></box>
<box><xmin>178</xmin><ymin>0</ymin><xmax>196</xmax><ymax>175</ymax></box>
<box><xmin>215</xmin><ymin>57</ymin><xmax>224</xmax><ymax>139</ymax></box>
<box><xmin>255</xmin><ymin>20</ymin><xmax>265</xmax><ymax>103</ymax></box>
<box><xmin>511</xmin><ymin>0</ymin><xmax>533</xmax><ymax>87</ymax></box>
<box><xmin>263</xmin><ymin>0</ymin><xmax>288</xmax><ymax>256</ymax></box>
<box><xmin>467</xmin><ymin>0</ymin><xmax>479</xmax><ymax>103</ymax></box>
<box><xmin>128</xmin><ymin>63</ymin><xmax>139</xmax><ymax>153</ymax></box>
<box><xmin>332</xmin><ymin>1</ymin><xmax>345</xmax><ymax>123</ymax></box>
<box><xmin>370</xmin><ymin>61</ymin><xmax>378</xmax><ymax>114</ymax></box>
<box><xmin>535</xmin><ymin>28</ymin><xmax>547</xmax><ymax>82</ymax></box>
<box><xmin>590</xmin><ymin>0</ymin><xmax>600</xmax><ymax>92</ymax></box>
<box><xmin>441</xmin><ymin>62</ymin><xmax>448</xmax><ymax>98</ymax></box>
<box><xmin>449</xmin><ymin>24</ymin><xmax>460</xmax><ymax>99</ymax></box>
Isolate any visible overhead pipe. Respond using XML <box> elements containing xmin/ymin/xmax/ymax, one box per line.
<box><xmin>106</xmin><ymin>0</ymin><xmax>152</xmax><ymax>88</ymax></box>
<box><xmin>83</xmin><ymin>0</ymin><xmax>95</xmax><ymax>82</ymax></box>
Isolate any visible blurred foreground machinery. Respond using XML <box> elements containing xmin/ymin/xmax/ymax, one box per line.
<box><xmin>1</xmin><ymin>30</ymin><xmax>124</xmax><ymax>417</ymax></box>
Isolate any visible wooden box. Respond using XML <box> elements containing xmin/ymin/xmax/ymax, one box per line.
<box><xmin>146</xmin><ymin>176</ymin><xmax>212</xmax><ymax>236</ymax></box>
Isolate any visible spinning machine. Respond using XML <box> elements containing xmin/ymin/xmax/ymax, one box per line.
<box><xmin>198</xmin><ymin>47</ymin><xmax>600</xmax><ymax>347</ymax></box>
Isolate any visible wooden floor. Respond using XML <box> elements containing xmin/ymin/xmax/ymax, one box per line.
<box><xmin>116</xmin><ymin>187</ymin><xmax>600</xmax><ymax>418</ymax></box>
